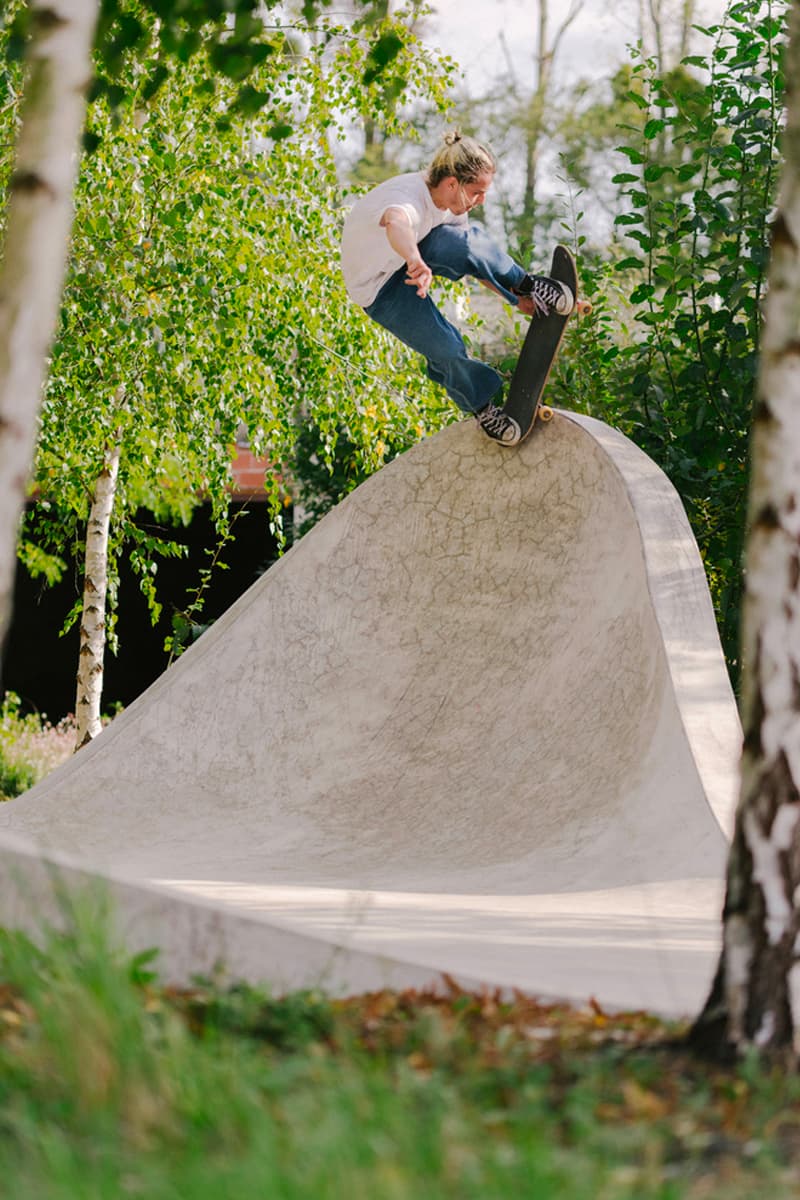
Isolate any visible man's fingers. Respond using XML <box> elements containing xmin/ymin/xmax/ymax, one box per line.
<box><xmin>405</xmin><ymin>276</ymin><xmax>429</xmax><ymax>297</ymax></box>
<box><xmin>405</xmin><ymin>263</ymin><xmax>431</xmax><ymax>298</ymax></box>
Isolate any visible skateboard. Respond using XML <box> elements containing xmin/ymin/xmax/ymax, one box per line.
<box><xmin>503</xmin><ymin>245</ymin><xmax>591</xmax><ymax>443</ymax></box>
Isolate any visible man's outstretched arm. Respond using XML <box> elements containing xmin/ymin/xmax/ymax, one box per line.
<box><xmin>380</xmin><ymin>207</ymin><xmax>433</xmax><ymax>298</ymax></box>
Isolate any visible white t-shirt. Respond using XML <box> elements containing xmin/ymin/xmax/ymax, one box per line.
<box><xmin>340</xmin><ymin>171</ymin><xmax>467</xmax><ymax>307</ymax></box>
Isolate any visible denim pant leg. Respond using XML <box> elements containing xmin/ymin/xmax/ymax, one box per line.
<box><xmin>365</xmin><ymin>267</ymin><xmax>503</xmax><ymax>414</ymax></box>
<box><xmin>418</xmin><ymin>221</ymin><xmax>528</xmax><ymax>303</ymax></box>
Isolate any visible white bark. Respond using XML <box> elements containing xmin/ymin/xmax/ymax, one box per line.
<box><xmin>640</xmin><ymin>0</ymin><xmax>697</xmax><ymax>70</ymax></box>
<box><xmin>0</xmin><ymin>0</ymin><xmax>98</xmax><ymax>660</ymax></box>
<box><xmin>75</xmin><ymin>432</ymin><xmax>121</xmax><ymax>750</ymax></box>
<box><xmin>516</xmin><ymin>0</ymin><xmax>585</xmax><ymax>247</ymax></box>
<box><xmin>729</xmin><ymin>0</ymin><xmax>800</xmax><ymax>1049</ymax></box>
<box><xmin>693</xmin><ymin>0</ymin><xmax>800</xmax><ymax>1059</ymax></box>
<box><xmin>647</xmin><ymin>0</ymin><xmax>666</xmax><ymax>71</ymax></box>
<box><xmin>678</xmin><ymin>0</ymin><xmax>696</xmax><ymax>62</ymax></box>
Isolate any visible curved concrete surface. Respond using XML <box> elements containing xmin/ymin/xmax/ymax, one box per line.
<box><xmin>0</xmin><ymin>412</ymin><xmax>742</xmax><ymax>1015</ymax></box>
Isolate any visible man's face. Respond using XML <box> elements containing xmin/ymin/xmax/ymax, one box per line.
<box><xmin>449</xmin><ymin>169</ymin><xmax>494</xmax><ymax>214</ymax></box>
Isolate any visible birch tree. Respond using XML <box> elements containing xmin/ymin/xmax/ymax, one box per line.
<box><xmin>638</xmin><ymin>0</ymin><xmax>698</xmax><ymax>73</ymax></box>
<box><xmin>691</xmin><ymin>0</ymin><xmax>800</xmax><ymax>1060</ymax></box>
<box><xmin>479</xmin><ymin>0</ymin><xmax>584</xmax><ymax>259</ymax></box>
<box><xmin>7</xmin><ymin>2</ymin><xmax>455</xmax><ymax>741</ymax></box>
<box><xmin>2</xmin><ymin>0</ymin><xmax>455</xmax><ymax>738</ymax></box>
<box><xmin>0</xmin><ymin>0</ymin><xmax>97</xmax><ymax>662</ymax></box>
<box><xmin>510</xmin><ymin>0</ymin><xmax>585</xmax><ymax>255</ymax></box>
<box><xmin>0</xmin><ymin>0</ymin><xmax>436</xmax><ymax>703</ymax></box>
<box><xmin>75</xmin><ymin>427</ymin><xmax>121</xmax><ymax>748</ymax></box>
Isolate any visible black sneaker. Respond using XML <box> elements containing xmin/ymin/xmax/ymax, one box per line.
<box><xmin>475</xmin><ymin>403</ymin><xmax>521</xmax><ymax>446</ymax></box>
<box><xmin>513</xmin><ymin>274</ymin><xmax>574</xmax><ymax>315</ymax></box>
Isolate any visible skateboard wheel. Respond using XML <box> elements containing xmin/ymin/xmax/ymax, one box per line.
<box><xmin>540</xmin><ymin>406</ymin><xmax>554</xmax><ymax>422</ymax></box>
<box><xmin>576</xmin><ymin>300</ymin><xmax>593</xmax><ymax>316</ymax></box>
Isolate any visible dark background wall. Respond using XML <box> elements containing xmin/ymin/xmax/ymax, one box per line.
<box><xmin>3</xmin><ymin>501</ymin><xmax>281</xmax><ymax>722</ymax></box>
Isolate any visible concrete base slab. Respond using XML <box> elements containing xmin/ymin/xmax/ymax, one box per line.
<box><xmin>0</xmin><ymin>413</ymin><xmax>741</xmax><ymax>1016</ymax></box>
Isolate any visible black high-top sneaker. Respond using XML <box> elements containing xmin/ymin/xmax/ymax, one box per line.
<box><xmin>513</xmin><ymin>274</ymin><xmax>574</xmax><ymax>315</ymax></box>
<box><xmin>475</xmin><ymin>403</ymin><xmax>522</xmax><ymax>446</ymax></box>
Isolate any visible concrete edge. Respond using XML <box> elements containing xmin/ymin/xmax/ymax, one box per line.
<box><xmin>0</xmin><ymin>828</ymin><xmax>468</xmax><ymax>995</ymax></box>
<box><xmin>559</xmin><ymin>410</ymin><xmax>741</xmax><ymax>838</ymax></box>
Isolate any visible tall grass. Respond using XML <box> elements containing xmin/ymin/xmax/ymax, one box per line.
<box><xmin>1</xmin><ymin>899</ymin><xmax>800</xmax><ymax>1198</ymax></box>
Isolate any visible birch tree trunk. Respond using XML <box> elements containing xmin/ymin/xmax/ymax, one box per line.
<box><xmin>640</xmin><ymin>0</ymin><xmax>696</xmax><ymax>71</ymax></box>
<box><xmin>691</xmin><ymin>0</ymin><xmax>800</xmax><ymax>1061</ymax></box>
<box><xmin>678</xmin><ymin>0</ymin><xmax>696</xmax><ymax>62</ymax></box>
<box><xmin>74</xmin><ymin>432</ymin><xmax>121</xmax><ymax>750</ymax></box>
<box><xmin>0</xmin><ymin>0</ymin><xmax>98</xmax><ymax>661</ymax></box>
<box><xmin>515</xmin><ymin>0</ymin><xmax>584</xmax><ymax>258</ymax></box>
<box><xmin>647</xmin><ymin>0</ymin><xmax>666</xmax><ymax>74</ymax></box>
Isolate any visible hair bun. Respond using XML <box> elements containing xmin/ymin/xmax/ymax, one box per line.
<box><xmin>428</xmin><ymin>131</ymin><xmax>496</xmax><ymax>187</ymax></box>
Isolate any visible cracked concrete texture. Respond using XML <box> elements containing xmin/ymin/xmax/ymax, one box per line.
<box><xmin>0</xmin><ymin>412</ymin><xmax>742</xmax><ymax>1014</ymax></box>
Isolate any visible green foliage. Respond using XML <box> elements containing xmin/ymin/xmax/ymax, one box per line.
<box><xmin>181</xmin><ymin>979</ymin><xmax>335</xmax><ymax>1051</ymax></box>
<box><xmin>616</xmin><ymin>2</ymin><xmax>784</xmax><ymax>682</ymax></box>
<box><xmin>544</xmin><ymin>2</ymin><xmax>787</xmax><ymax>686</ymax></box>
<box><xmin>0</xmin><ymin>693</ymin><xmax>75</xmax><ymax>799</ymax></box>
<box><xmin>0</xmin><ymin>750</ymin><xmax>36</xmax><ymax>800</ymax></box>
<box><xmin>1</xmin><ymin>1</ymin><xmax>456</xmax><ymax>671</ymax></box>
<box><xmin>0</xmin><ymin>0</ymin><xmax>23</xmax><ymax>225</ymax></box>
<box><xmin>4</xmin><ymin>0</ymin><xmax>409</xmax><ymax>132</ymax></box>
<box><xmin>163</xmin><ymin>515</ymin><xmax>242</xmax><ymax>659</ymax></box>
<box><xmin>291</xmin><ymin>408</ymin><xmax>430</xmax><ymax>536</ymax></box>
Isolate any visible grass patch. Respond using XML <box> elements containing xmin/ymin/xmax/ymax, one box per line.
<box><xmin>1</xmin><ymin>905</ymin><xmax>800</xmax><ymax>1197</ymax></box>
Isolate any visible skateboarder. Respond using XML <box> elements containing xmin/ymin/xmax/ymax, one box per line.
<box><xmin>340</xmin><ymin>131</ymin><xmax>574</xmax><ymax>446</ymax></box>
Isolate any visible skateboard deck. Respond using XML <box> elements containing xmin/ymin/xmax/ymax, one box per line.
<box><xmin>503</xmin><ymin>245</ymin><xmax>589</xmax><ymax>443</ymax></box>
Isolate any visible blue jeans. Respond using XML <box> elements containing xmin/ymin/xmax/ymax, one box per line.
<box><xmin>364</xmin><ymin>223</ymin><xmax>527</xmax><ymax>414</ymax></box>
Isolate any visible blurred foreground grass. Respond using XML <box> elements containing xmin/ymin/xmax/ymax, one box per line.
<box><xmin>1</xmin><ymin>901</ymin><xmax>799</xmax><ymax>1199</ymax></box>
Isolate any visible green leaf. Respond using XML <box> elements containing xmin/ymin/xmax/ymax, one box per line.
<box><xmin>363</xmin><ymin>32</ymin><xmax>404</xmax><ymax>85</ymax></box>
<box><xmin>626</xmin><ymin>91</ymin><xmax>649</xmax><ymax>110</ymax></box>
<box><xmin>128</xmin><ymin>946</ymin><xmax>160</xmax><ymax>986</ymax></box>
<box><xmin>210</xmin><ymin>43</ymin><xmax>253</xmax><ymax>82</ymax></box>
<box><xmin>4</xmin><ymin>7</ymin><xmax>30</xmax><ymax>62</ymax></box>
<box><xmin>643</xmin><ymin>118</ymin><xmax>666</xmax><ymax>140</ymax></box>
<box><xmin>616</xmin><ymin>145</ymin><xmax>646</xmax><ymax>165</ymax></box>
<box><xmin>630</xmin><ymin>283</ymin><xmax>655</xmax><ymax>304</ymax></box>
<box><xmin>234</xmin><ymin>85</ymin><xmax>270</xmax><ymax>116</ymax></box>
<box><xmin>111</xmin><ymin>13</ymin><xmax>145</xmax><ymax>54</ymax></box>
<box><xmin>644</xmin><ymin>163</ymin><xmax>672</xmax><ymax>182</ymax></box>
<box><xmin>141</xmin><ymin>64</ymin><xmax>169</xmax><ymax>103</ymax></box>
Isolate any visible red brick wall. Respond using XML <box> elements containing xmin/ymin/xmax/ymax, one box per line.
<box><xmin>230</xmin><ymin>445</ymin><xmax>271</xmax><ymax>500</ymax></box>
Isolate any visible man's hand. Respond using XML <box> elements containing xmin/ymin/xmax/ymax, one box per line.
<box><xmin>405</xmin><ymin>254</ymin><xmax>433</xmax><ymax>298</ymax></box>
<box><xmin>517</xmin><ymin>294</ymin><xmax>549</xmax><ymax>318</ymax></box>
<box><xmin>381</xmin><ymin>207</ymin><xmax>432</xmax><ymax>297</ymax></box>
<box><xmin>477</xmin><ymin>281</ymin><xmax>547</xmax><ymax>318</ymax></box>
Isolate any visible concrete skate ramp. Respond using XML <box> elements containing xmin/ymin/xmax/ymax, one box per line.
<box><xmin>0</xmin><ymin>412</ymin><xmax>741</xmax><ymax>1015</ymax></box>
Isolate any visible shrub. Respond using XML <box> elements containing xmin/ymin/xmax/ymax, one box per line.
<box><xmin>0</xmin><ymin>692</ymin><xmax>75</xmax><ymax>800</ymax></box>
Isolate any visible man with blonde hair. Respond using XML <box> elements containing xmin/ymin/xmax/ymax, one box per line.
<box><xmin>340</xmin><ymin>131</ymin><xmax>573</xmax><ymax>446</ymax></box>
